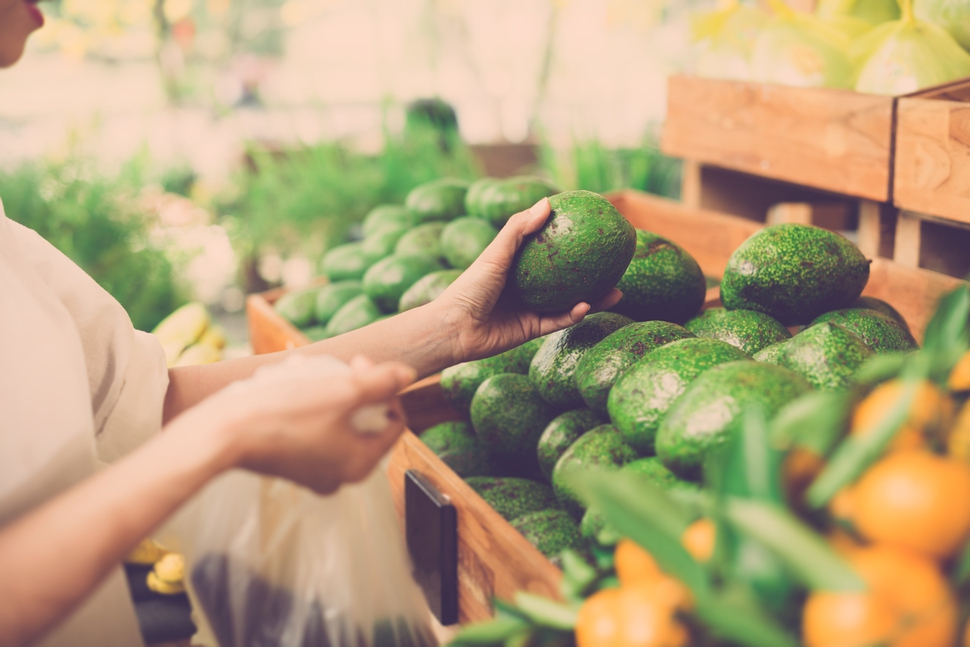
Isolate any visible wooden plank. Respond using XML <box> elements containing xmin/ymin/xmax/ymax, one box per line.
<box><xmin>893</xmin><ymin>96</ymin><xmax>970</xmax><ymax>225</ymax></box>
<box><xmin>662</xmin><ymin>75</ymin><xmax>894</xmax><ymax>201</ymax></box>
<box><xmin>857</xmin><ymin>200</ymin><xmax>896</xmax><ymax>259</ymax></box>
<box><xmin>893</xmin><ymin>211</ymin><xmax>923</xmax><ymax>268</ymax></box>
<box><xmin>245</xmin><ymin>289</ymin><xmax>311</xmax><ymax>355</ymax></box>
<box><xmin>864</xmin><ymin>258</ymin><xmax>966</xmax><ymax>342</ymax></box>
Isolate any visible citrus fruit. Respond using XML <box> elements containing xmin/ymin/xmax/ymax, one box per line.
<box><xmin>681</xmin><ymin>518</ymin><xmax>715</xmax><ymax>563</ymax></box>
<box><xmin>949</xmin><ymin>351</ymin><xmax>970</xmax><ymax>392</ymax></box>
<box><xmin>803</xmin><ymin>590</ymin><xmax>896</xmax><ymax>647</ymax></box>
<box><xmin>851</xmin><ymin>380</ymin><xmax>952</xmax><ymax>451</ymax></box>
<box><xmin>575</xmin><ymin>583</ymin><xmax>690</xmax><ymax>647</ymax></box>
<box><xmin>614</xmin><ymin>539</ymin><xmax>662</xmax><ymax>585</ymax></box>
<box><xmin>948</xmin><ymin>403</ymin><xmax>970</xmax><ymax>461</ymax></box>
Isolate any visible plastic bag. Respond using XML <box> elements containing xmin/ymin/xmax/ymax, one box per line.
<box><xmin>169</xmin><ymin>357</ymin><xmax>434</xmax><ymax>647</ymax></box>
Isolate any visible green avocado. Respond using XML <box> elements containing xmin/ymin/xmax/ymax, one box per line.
<box><xmin>395</xmin><ymin>222</ymin><xmax>446</xmax><ymax>261</ymax></box>
<box><xmin>361</xmin><ymin>222</ymin><xmax>411</xmax><ymax>264</ymax></box>
<box><xmin>720</xmin><ymin>223</ymin><xmax>870</xmax><ymax>325</ymax></box>
<box><xmin>685</xmin><ymin>307</ymin><xmax>792</xmax><ymax>356</ymax></box>
<box><xmin>575</xmin><ymin>321</ymin><xmax>695</xmax><ymax>414</ymax></box>
<box><xmin>809</xmin><ymin>308</ymin><xmax>918</xmax><ymax>354</ymax></box>
<box><xmin>274</xmin><ymin>287</ymin><xmax>319</xmax><ymax>328</ymax></box>
<box><xmin>470</xmin><ymin>374</ymin><xmax>555</xmax><ymax>476</ymax></box>
<box><xmin>607</xmin><ymin>337</ymin><xmax>749</xmax><ymax>454</ymax></box>
<box><xmin>361</xmin><ymin>204</ymin><xmax>414</xmax><ymax>237</ymax></box>
<box><xmin>301</xmin><ymin>325</ymin><xmax>330</xmax><ymax>342</ymax></box>
<box><xmin>362</xmin><ymin>253</ymin><xmax>442</xmax><ymax>313</ymax></box>
<box><xmin>464</xmin><ymin>177</ymin><xmax>499</xmax><ymax>218</ymax></box>
<box><xmin>440</xmin><ymin>217</ymin><xmax>498</xmax><ymax>269</ymax></box>
<box><xmin>510</xmin><ymin>510</ymin><xmax>584</xmax><ymax>563</ymax></box>
<box><xmin>752</xmin><ymin>341</ymin><xmax>786</xmax><ymax>364</ymax></box>
<box><xmin>656</xmin><ymin>360</ymin><xmax>812</xmax><ymax>478</ymax></box>
<box><xmin>768</xmin><ymin>322</ymin><xmax>875</xmax><ymax>391</ymax></box>
<box><xmin>465</xmin><ymin>477</ymin><xmax>559</xmax><ymax>522</ymax></box>
<box><xmin>405</xmin><ymin>178</ymin><xmax>470</xmax><ymax>223</ymax></box>
<box><xmin>420</xmin><ymin>421</ymin><xmax>492</xmax><ymax>477</ymax></box>
<box><xmin>398</xmin><ymin>269</ymin><xmax>462</xmax><ymax>312</ymax></box>
<box><xmin>511</xmin><ymin>191</ymin><xmax>637</xmax><ymax>313</ymax></box>
<box><xmin>440</xmin><ymin>337</ymin><xmax>544</xmax><ymax>416</ymax></box>
<box><xmin>610</xmin><ymin>230</ymin><xmax>707</xmax><ymax>324</ymax></box>
<box><xmin>476</xmin><ymin>176</ymin><xmax>560</xmax><ymax>228</ymax></box>
<box><xmin>321</xmin><ymin>242</ymin><xmax>369</xmax><ymax>281</ymax></box>
<box><xmin>552</xmin><ymin>424</ymin><xmax>638</xmax><ymax>518</ymax></box>
<box><xmin>537</xmin><ymin>409</ymin><xmax>604</xmax><ymax>482</ymax></box>
<box><xmin>313</xmin><ymin>280</ymin><xmax>363</xmax><ymax>325</ymax></box>
<box><xmin>324</xmin><ymin>294</ymin><xmax>381</xmax><ymax>337</ymax></box>
<box><xmin>530</xmin><ymin>312</ymin><xmax>634</xmax><ymax>409</ymax></box>
<box><xmin>853</xmin><ymin>296</ymin><xmax>909</xmax><ymax>331</ymax></box>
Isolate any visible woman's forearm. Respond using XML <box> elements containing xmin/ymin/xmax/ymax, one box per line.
<box><xmin>0</xmin><ymin>411</ymin><xmax>238</xmax><ymax>646</ymax></box>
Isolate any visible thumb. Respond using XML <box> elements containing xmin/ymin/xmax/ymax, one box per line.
<box><xmin>350</xmin><ymin>362</ymin><xmax>416</xmax><ymax>405</ymax></box>
<box><xmin>472</xmin><ymin>198</ymin><xmax>551</xmax><ymax>272</ymax></box>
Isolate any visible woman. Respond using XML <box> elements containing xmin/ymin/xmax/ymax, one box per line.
<box><xmin>0</xmin><ymin>2</ymin><xmax>620</xmax><ymax>645</ymax></box>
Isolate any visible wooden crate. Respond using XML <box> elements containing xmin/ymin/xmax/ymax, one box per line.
<box><xmin>246</xmin><ymin>286</ymin><xmax>312</xmax><ymax>355</ymax></box>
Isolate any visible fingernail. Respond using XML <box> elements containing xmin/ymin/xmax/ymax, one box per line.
<box><xmin>529</xmin><ymin>197</ymin><xmax>549</xmax><ymax>216</ymax></box>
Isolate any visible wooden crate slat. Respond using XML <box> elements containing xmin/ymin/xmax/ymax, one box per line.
<box><xmin>662</xmin><ymin>75</ymin><xmax>894</xmax><ymax>201</ymax></box>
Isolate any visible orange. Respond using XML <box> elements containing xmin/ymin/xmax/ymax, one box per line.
<box><xmin>681</xmin><ymin>518</ymin><xmax>715</xmax><ymax>563</ymax></box>
<box><xmin>803</xmin><ymin>590</ymin><xmax>896</xmax><ymax>647</ymax></box>
<box><xmin>851</xmin><ymin>380</ymin><xmax>952</xmax><ymax>451</ymax></box>
<box><xmin>613</xmin><ymin>539</ymin><xmax>692</xmax><ymax>610</ymax></box>
<box><xmin>950</xmin><ymin>351</ymin><xmax>970</xmax><ymax>392</ymax></box>
<box><xmin>575</xmin><ymin>582</ymin><xmax>690</xmax><ymax>647</ymax></box>
<box><xmin>964</xmin><ymin>616</ymin><xmax>970</xmax><ymax>647</ymax></box>
<box><xmin>834</xmin><ymin>450</ymin><xmax>970</xmax><ymax>559</ymax></box>
<box><xmin>947</xmin><ymin>403</ymin><xmax>970</xmax><ymax>461</ymax></box>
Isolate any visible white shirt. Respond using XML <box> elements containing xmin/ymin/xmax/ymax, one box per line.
<box><xmin>0</xmin><ymin>197</ymin><xmax>170</xmax><ymax>647</ymax></box>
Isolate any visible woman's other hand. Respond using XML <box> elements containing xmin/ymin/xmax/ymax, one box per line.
<box><xmin>437</xmin><ymin>198</ymin><xmax>622</xmax><ymax>363</ymax></box>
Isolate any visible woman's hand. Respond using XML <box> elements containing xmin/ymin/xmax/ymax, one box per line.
<box><xmin>192</xmin><ymin>355</ymin><xmax>415</xmax><ymax>494</ymax></box>
<box><xmin>436</xmin><ymin>198</ymin><xmax>622</xmax><ymax>363</ymax></box>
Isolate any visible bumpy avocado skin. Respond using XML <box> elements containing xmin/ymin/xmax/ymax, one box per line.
<box><xmin>465</xmin><ymin>477</ymin><xmax>559</xmax><ymax>522</ymax></box>
<box><xmin>395</xmin><ymin>222</ymin><xmax>446</xmax><ymax>261</ymax></box>
<box><xmin>611</xmin><ymin>230</ymin><xmax>707</xmax><ymax>324</ymax></box>
<box><xmin>752</xmin><ymin>341</ymin><xmax>786</xmax><ymax>364</ymax></box>
<box><xmin>607</xmin><ymin>338</ymin><xmax>749</xmax><ymax>454</ymax></box>
<box><xmin>324</xmin><ymin>294</ymin><xmax>381</xmax><ymax>337</ymax></box>
<box><xmin>314</xmin><ymin>281</ymin><xmax>363</xmax><ymax>325</ymax></box>
<box><xmin>575</xmin><ymin>321</ymin><xmax>695</xmax><ymax>414</ymax></box>
<box><xmin>810</xmin><ymin>308</ymin><xmax>918</xmax><ymax>354</ymax></box>
<box><xmin>405</xmin><ymin>178</ymin><xmax>470</xmax><ymax>223</ymax></box>
<box><xmin>510</xmin><ymin>510</ymin><xmax>584</xmax><ymax>563</ymax></box>
<box><xmin>362</xmin><ymin>253</ymin><xmax>442</xmax><ymax>313</ymax></box>
<box><xmin>478</xmin><ymin>176</ymin><xmax>560</xmax><ymax>228</ymax></box>
<box><xmin>529</xmin><ymin>312</ymin><xmax>634</xmax><ymax>409</ymax></box>
<box><xmin>853</xmin><ymin>296</ymin><xmax>910</xmax><ymax>331</ymax></box>
<box><xmin>321</xmin><ymin>242</ymin><xmax>369</xmax><ymax>281</ymax></box>
<box><xmin>685</xmin><ymin>307</ymin><xmax>792</xmax><ymax>356</ymax></box>
<box><xmin>440</xmin><ymin>217</ymin><xmax>498</xmax><ymax>269</ymax></box>
<box><xmin>440</xmin><ymin>337</ymin><xmax>544</xmax><ymax>416</ymax></box>
<box><xmin>720</xmin><ymin>223</ymin><xmax>870</xmax><ymax>325</ymax></box>
<box><xmin>470</xmin><ymin>374</ymin><xmax>555</xmax><ymax>476</ymax></box>
<box><xmin>537</xmin><ymin>409</ymin><xmax>604</xmax><ymax>482</ymax></box>
<box><xmin>398</xmin><ymin>269</ymin><xmax>461</xmax><ymax>312</ymax></box>
<box><xmin>656</xmin><ymin>360</ymin><xmax>812</xmax><ymax>478</ymax></box>
<box><xmin>770</xmin><ymin>323</ymin><xmax>874</xmax><ymax>391</ymax></box>
<box><xmin>552</xmin><ymin>424</ymin><xmax>638</xmax><ymax>518</ymax></box>
<box><xmin>511</xmin><ymin>190</ymin><xmax>637</xmax><ymax>313</ymax></box>
<box><xmin>362</xmin><ymin>222</ymin><xmax>411</xmax><ymax>264</ymax></box>
<box><xmin>420</xmin><ymin>421</ymin><xmax>492</xmax><ymax>477</ymax></box>
<box><xmin>362</xmin><ymin>204</ymin><xmax>414</xmax><ymax>237</ymax></box>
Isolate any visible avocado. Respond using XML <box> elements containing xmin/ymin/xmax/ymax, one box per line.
<box><xmin>510</xmin><ymin>190</ymin><xmax>637</xmax><ymax>313</ymax></box>
<box><xmin>752</xmin><ymin>342</ymin><xmax>786</xmax><ymax>364</ymax></box>
<box><xmin>607</xmin><ymin>337</ymin><xmax>749</xmax><ymax>454</ymax></box>
<box><xmin>470</xmin><ymin>374</ymin><xmax>555</xmax><ymax>476</ymax></box>
<box><xmin>656</xmin><ymin>360</ymin><xmax>813</xmax><ymax>478</ymax></box>
<box><xmin>853</xmin><ymin>296</ymin><xmax>909</xmax><ymax>331</ymax></box>
<box><xmin>395</xmin><ymin>222</ymin><xmax>446</xmax><ymax>261</ymax></box>
<box><xmin>440</xmin><ymin>337</ymin><xmax>544</xmax><ymax>416</ymax></box>
<box><xmin>361</xmin><ymin>204</ymin><xmax>414</xmax><ymax>237</ymax></box>
<box><xmin>324</xmin><ymin>294</ymin><xmax>382</xmax><ymax>337</ymax></box>
<box><xmin>476</xmin><ymin>176</ymin><xmax>560</xmax><ymax>228</ymax></box>
<box><xmin>405</xmin><ymin>178</ymin><xmax>470</xmax><ymax>223</ymax></box>
<box><xmin>464</xmin><ymin>177</ymin><xmax>500</xmax><ymax>218</ymax></box>
<box><xmin>465</xmin><ymin>477</ymin><xmax>559</xmax><ymax>521</ymax></box>
<box><xmin>530</xmin><ymin>312</ymin><xmax>634</xmax><ymax>409</ymax></box>
<box><xmin>440</xmin><ymin>217</ymin><xmax>498</xmax><ymax>269</ymax></box>
<box><xmin>610</xmin><ymin>230</ymin><xmax>707</xmax><ymax>324</ymax></box>
<box><xmin>720</xmin><ymin>223</ymin><xmax>870</xmax><ymax>325</ymax></box>
<box><xmin>274</xmin><ymin>287</ymin><xmax>319</xmax><ymax>328</ymax></box>
<box><xmin>420</xmin><ymin>421</ymin><xmax>492</xmax><ymax>477</ymax></box>
<box><xmin>398</xmin><ymin>269</ymin><xmax>462</xmax><ymax>312</ymax></box>
<box><xmin>321</xmin><ymin>242</ymin><xmax>369</xmax><ymax>281</ymax></box>
<box><xmin>361</xmin><ymin>222</ymin><xmax>410</xmax><ymax>264</ymax></box>
<box><xmin>685</xmin><ymin>307</ymin><xmax>792</xmax><ymax>356</ymax></box>
<box><xmin>768</xmin><ymin>322</ymin><xmax>875</xmax><ymax>391</ymax></box>
<box><xmin>809</xmin><ymin>308</ymin><xmax>918</xmax><ymax>354</ymax></box>
<box><xmin>537</xmin><ymin>409</ymin><xmax>604</xmax><ymax>482</ymax></box>
<box><xmin>362</xmin><ymin>253</ymin><xmax>442</xmax><ymax>313</ymax></box>
<box><xmin>575</xmin><ymin>321</ymin><xmax>694</xmax><ymax>414</ymax></box>
<box><xmin>314</xmin><ymin>280</ymin><xmax>363</xmax><ymax>325</ymax></box>
<box><xmin>552</xmin><ymin>424</ymin><xmax>638</xmax><ymax>518</ymax></box>
<box><xmin>301</xmin><ymin>325</ymin><xmax>330</xmax><ymax>342</ymax></box>
<box><xmin>510</xmin><ymin>510</ymin><xmax>584</xmax><ymax>563</ymax></box>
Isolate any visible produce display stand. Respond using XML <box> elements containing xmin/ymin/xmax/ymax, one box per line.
<box><xmin>246</xmin><ymin>286</ymin><xmax>312</xmax><ymax>354</ymax></box>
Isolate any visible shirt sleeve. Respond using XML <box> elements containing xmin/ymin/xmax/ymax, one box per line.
<box><xmin>8</xmin><ymin>220</ymin><xmax>170</xmax><ymax>464</ymax></box>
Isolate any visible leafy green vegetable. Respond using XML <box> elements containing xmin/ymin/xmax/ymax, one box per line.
<box><xmin>512</xmin><ymin>592</ymin><xmax>579</xmax><ymax>630</ymax></box>
<box><xmin>771</xmin><ymin>391</ymin><xmax>854</xmax><ymax>457</ymax></box>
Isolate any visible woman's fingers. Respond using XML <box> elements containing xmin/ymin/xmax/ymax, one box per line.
<box><xmin>471</xmin><ymin>198</ymin><xmax>551</xmax><ymax>273</ymax></box>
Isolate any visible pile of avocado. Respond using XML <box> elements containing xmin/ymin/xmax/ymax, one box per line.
<box><xmin>425</xmin><ymin>220</ymin><xmax>917</xmax><ymax>565</ymax></box>
<box><xmin>273</xmin><ymin>175</ymin><xmax>563</xmax><ymax>339</ymax></box>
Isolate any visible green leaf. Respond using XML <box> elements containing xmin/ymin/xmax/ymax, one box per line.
<box><xmin>725</xmin><ymin>498</ymin><xmax>865</xmax><ymax>592</ymax></box>
<box><xmin>853</xmin><ymin>353</ymin><xmax>907</xmax><ymax>386</ymax></box>
<box><xmin>448</xmin><ymin>616</ymin><xmax>530</xmax><ymax>645</ymax></box>
<box><xmin>513</xmin><ymin>593</ymin><xmax>579</xmax><ymax>630</ymax></box>
<box><xmin>953</xmin><ymin>538</ymin><xmax>970</xmax><ymax>589</ymax></box>
<box><xmin>695</xmin><ymin>592</ymin><xmax>800</xmax><ymax>647</ymax></box>
<box><xmin>923</xmin><ymin>284</ymin><xmax>970</xmax><ymax>355</ymax></box>
<box><xmin>558</xmin><ymin>550</ymin><xmax>598</xmax><ymax>601</ymax></box>
<box><xmin>723</xmin><ymin>405</ymin><xmax>785</xmax><ymax>504</ymax></box>
<box><xmin>567</xmin><ymin>468</ymin><xmax>709</xmax><ymax>598</ymax></box>
<box><xmin>806</xmin><ymin>377</ymin><xmax>921</xmax><ymax>507</ymax></box>
<box><xmin>771</xmin><ymin>391</ymin><xmax>854</xmax><ymax>457</ymax></box>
